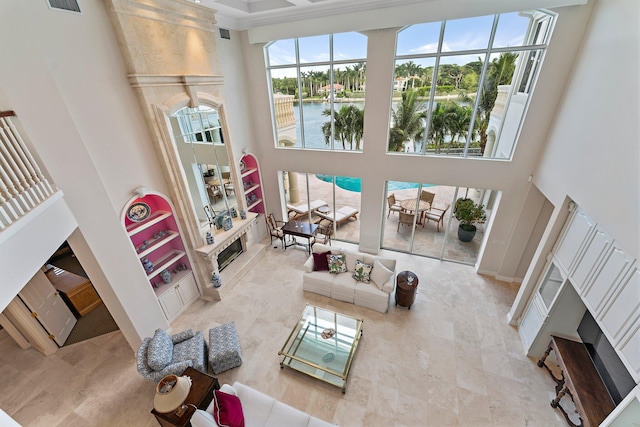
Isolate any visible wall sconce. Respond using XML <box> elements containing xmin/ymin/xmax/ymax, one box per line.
<box><xmin>153</xmin><ymin>375</ymin><xmax>192</xmax><ymax>416</ymax></box>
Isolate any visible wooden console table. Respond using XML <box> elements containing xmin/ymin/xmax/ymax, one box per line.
<box><xmin>537</xmin><ymin>336</ymin><xmax>614</xmax><ymax>427</ymax></box>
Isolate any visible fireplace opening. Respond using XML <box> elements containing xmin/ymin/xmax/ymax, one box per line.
<box><xmin>217</xmin><ymin>238</ymin><xmax>243</xmax><ymax>272</ymax></box>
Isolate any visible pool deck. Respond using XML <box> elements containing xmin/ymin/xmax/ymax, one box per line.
<box><xmin>286</xmin><ymin>173</ymin><xmax>484</xmax><ymax>265</ymax></box>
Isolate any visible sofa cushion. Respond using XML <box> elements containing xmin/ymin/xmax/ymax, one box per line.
<box><xmin>343</xmin><ymin>251</ymin><xmax>359</xmax><ymax>272</ymax></box>
<box><xmin>331</xmin><ymin>273</ymin><xmax>356</xmax><ymax>303</ymax></box>
<box><xmin>313</xmin><ymin>251</ymin><xmax>331</xmax><ymax>271</ymax></box>
<box><xmin>147</xmin><ymin>329</ymin><xmax>173</xmax><ymax>371</ymax></box>
<box><xmin>265</xmin><ymin>401</ymin><xmax>311</xmax><ymax>427</ymax></box>
<box><xmin>352</xmin><ymin>260</ymin><xmax>373</xmax><ymax>283</ymax></box>
<box><xmin>211</xmin><ymin>389</ymin><xmax>245</xmax><ymax>427</ymax></box>
<box><xmin>312</xmin><ymin>243</ymin><xmax>341</xmax><ymax>255</ymax></box>
<box><xmin>354</xmin><ymin>282</ymin><xmax>391</xmax><ymax>313</ymax></box>
<box><xmin>303</xmin><ymin>272</ymin><xmax>333</xmax><ymax>297</ymax></box>
<box><xmin>233</xmin><ymin>382</ymin><xmax>277</xmax><ymax>427</ymax></box>
<box><xmin>371</xmin><ymin>260</ymin><xmax>394</xmax><ymax>290</ymax></box>
<box><xmin>327</xmin><ymin>254</ymin><xmax>347</xmax><ymax>273</ymax></box>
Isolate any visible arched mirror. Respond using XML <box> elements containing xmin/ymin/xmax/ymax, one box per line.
<box><xmin>170</xmin><ymin>105</ymin><xmax>238</xmax><ymax>228</ymax></box>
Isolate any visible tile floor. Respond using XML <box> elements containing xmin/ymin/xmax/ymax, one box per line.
<box><xmin>0</xmin><ymin>242</ymin><xmax>567</xmax><ymax>426</ymax></box>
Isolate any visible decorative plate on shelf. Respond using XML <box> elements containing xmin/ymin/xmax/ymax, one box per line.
<box><xmin>239</xmin><ymin>159</ymin><xmax>246</xmax><ymax>173</ymax></box>
<box><xmin>127</xmin><ymin>202</ymin><xmax>151</xmax><ymax>222</ymax></box>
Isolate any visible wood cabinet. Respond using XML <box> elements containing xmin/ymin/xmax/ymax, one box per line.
<box><xmin>45</xmin><ymin>268</ymin><xmax>101</xmax><ymax>317</ymax></box>
<box><xmin>124</xmin><ymin>192</ymin><xmax>200</xmax><ymax>322</ymax></box>
<box><xmin>240</xmin><ymin>153</ymin><xmax>265</xmax><ymax>214</ymax></box>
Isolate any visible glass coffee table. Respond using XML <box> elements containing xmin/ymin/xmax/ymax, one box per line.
<box><xmin>279</xmin><ymin>304</ymin><xmax>363</xmax><ymax>393</ymax></box>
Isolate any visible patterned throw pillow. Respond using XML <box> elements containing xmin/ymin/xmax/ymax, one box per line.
<box><xmin>147</xmin><ymin>329</ymin><xmax>173</xmax><ymax>371</ymax></box>
<box><xmin>352</xmin><ymin>259</ymin><xmax>374</xmax><ymax>283</ymax></box>
<box><xmin>327</xmin><ymin>254</ymin><xmax>347</xmax><ymax>274</ymax></box>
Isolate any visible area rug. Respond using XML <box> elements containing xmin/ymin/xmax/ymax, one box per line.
<box><xmin>63</xmin><ymin>302</ymin><xmax>119</xmax><ymax>346</ymax></box>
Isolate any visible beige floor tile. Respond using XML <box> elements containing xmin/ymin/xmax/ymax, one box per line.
<box><xmin>0</xmin><ymin>242</ymin><xmax>567</xmax><ymax>426</ymax></box>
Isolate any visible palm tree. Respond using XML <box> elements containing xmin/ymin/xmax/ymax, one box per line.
<box><xmin>388</xmin><ymin>89</ymin><xmax>426</xmax><ymax>152</ymax></box>
<box><xmin>322</xmin><ymin>105</ymin><xmax>365</xmax><ymax>150</ymax></box>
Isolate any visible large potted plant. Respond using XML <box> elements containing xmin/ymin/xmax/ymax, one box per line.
<box><xmin>453</xmin><ymin>198</ymin><xmax>486</xmax><ymax>242</ymax></box>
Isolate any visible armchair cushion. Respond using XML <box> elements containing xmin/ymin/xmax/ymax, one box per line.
<box><xmin>171</xmin><ymin>329</ymin><xmax>195</xmax><ymax>344</ymax></box>
<box><xmin>147</xmin><ymin>329</ymin><xmax>173</xmax><ymax>371</ymax></box>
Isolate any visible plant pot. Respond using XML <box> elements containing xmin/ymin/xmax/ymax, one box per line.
<box><xmin>457</xmin><ymin>224</ymin><xmax>476</xmax><ymax>242</ymax></box>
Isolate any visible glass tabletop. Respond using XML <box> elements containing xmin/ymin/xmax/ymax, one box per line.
<box><xmin>278</xmin><ymin>304</ymin><xmax>363</xmax><ymax>392</ymax></box>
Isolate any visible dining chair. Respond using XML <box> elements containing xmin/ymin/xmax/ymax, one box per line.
<box><xmin>387</xmin><ymin>193</ymin><xmax>404</xmax><ymax>218</ymax></box>
<box><xmin>397</xmin><ymin>211</ymin><xmax>417</xmax><ymax>232</ymax></box>
<box><xmin>265</xmin><ymin>213</ymin><xmax>286</xmax><ymax>248</ymax></box>
<box><xmin>423</xmin><ymin>203</ymin><xmax>451</xmax><ymax>232</ymax></box>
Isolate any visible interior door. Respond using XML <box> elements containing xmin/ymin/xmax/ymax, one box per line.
<box><xmin>19</xmin><ymin>270</ymin><xmax>76</xmax><ymax>346</ymax></box>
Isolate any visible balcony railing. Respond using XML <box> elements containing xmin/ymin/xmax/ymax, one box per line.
<box><xmin>0</xmin><ymin>110</ymin><xmax>55</xmax><ymax>230</ymax></box>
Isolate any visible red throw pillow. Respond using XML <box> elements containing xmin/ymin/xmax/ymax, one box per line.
<box><xmin>313</xmin><ymin>251</ymin><xmax>331</xmax><ymax>271</ymax></box>
<box><xmin>211</xmin><ymin>390</ymin><xmax>244</xmax><ymax>427</ymax></box>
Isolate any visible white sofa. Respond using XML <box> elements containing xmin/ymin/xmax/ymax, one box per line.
<box><xmin>191</xmin><ymin>382</ymin><xmax>335</xmax><ymax>427</ymax></box>
<box><xmin>302</xmin><ymin>243</ymin><xmax>396</xmax><ymax>313</ymax></box>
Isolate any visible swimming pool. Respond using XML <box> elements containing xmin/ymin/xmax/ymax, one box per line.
<box><xmin>315</xmin><ymin>174</ymin><xmax>433</xmax><ymax>193</ymax></box>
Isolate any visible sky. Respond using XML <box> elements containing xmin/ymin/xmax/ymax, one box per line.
<box><xmin>267</xmin><ymin>11</ymin><xmax>537</xmax><ymax>78</ymax></box>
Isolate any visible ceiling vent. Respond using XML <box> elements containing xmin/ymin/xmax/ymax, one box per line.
<box><xmin>220</xmin><ymin>28</ymin><xmax>231</xmax><ymax>40</ymax></box>
<box><xmin>48</xmin><ymin>0</ymin><xmax>81</xmax><ymax>13</ymax></box>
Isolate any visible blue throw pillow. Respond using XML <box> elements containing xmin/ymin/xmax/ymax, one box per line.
<box><xmin>147</xmin><ymin>329</ymin><xmax>173</xmax><ymax>371</ymax></box>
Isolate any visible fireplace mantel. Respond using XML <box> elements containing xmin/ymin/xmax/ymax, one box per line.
<box><xmin>195</xmin><ymin>212</ymin><xmax>265</xmax><ymax>300</ymax></box>
<box><xmin>196</xmin><ymin>212</ymin><xmax>258</xmax><ymax>261</ymax></box>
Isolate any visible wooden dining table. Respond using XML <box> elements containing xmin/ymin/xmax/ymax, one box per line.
<box><xmin>399</xmin><ymin>199</ymin><xmax>431</xmax><ymax>224</ymax></box>
<box><xmin>282</xmin><ymin>220</ymin><xmax>318</xmax><ymax>254</ymax></box>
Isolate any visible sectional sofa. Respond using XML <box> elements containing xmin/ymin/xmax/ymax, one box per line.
<box><xmin>302</xmin><ymin>243</ymin><xmax>396</xmax><ymax>313</ymax></box>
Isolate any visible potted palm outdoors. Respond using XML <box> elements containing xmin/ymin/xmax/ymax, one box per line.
<box><xmin>453</xmin><ymin>198</ymin><xmax>487</xmax><ymax>242</ymax></box>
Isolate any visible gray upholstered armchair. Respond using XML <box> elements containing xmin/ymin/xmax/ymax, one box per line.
<box><xmin>136</xmin><ymin>328</ymin><xmax>206</xmax><ymax>383</ymax></box>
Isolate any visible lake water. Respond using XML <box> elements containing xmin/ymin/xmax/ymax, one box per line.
<box><xmin>294</xmin><ymin>102</ymin><xmax>364</xmax><ymax>150</ymax></box>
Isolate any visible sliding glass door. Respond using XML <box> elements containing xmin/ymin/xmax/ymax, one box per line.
<box><xmin>382</xmin><ymin>182</ymin><xmax>491</xmax><ymax>265</ymax></box>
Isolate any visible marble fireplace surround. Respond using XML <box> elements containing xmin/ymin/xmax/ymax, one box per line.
<box><xmin>195</xmin><ymin>212</ymin><xmax>265</xmax><ymax>301</ymax></box>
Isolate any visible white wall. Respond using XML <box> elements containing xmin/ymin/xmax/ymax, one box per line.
<box><xmin>236</xmin><ymin>3</ymin><xmax>593</xmax><ymax>277</ymax></box>
<box><xmin>0</xmin><ymin>0</ymin><xmax>170</xmax><ymax>350</ymax></box>
<box><xmin>534</xmin><ymin>0</ymin><xmax>639</xmax><ymax>259</ymax></box>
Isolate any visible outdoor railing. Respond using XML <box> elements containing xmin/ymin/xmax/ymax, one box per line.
<box><xmin>0</xmin><ymin>110</ymin><xmax>55</xmax><ymax>230</ymax></box>
<box><xmin>273</xmin><ymin>94</ymin><xmax>296</xmax><ymax>129</ymax></box>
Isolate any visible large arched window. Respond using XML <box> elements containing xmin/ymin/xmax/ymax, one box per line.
<box><xmin>390</xmin><ymin>11</ymin><xmax>555</xmax><ymax>159</ymax></box>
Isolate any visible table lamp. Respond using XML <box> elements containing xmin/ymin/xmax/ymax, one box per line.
<box><xmin>154</xmin><ymin>374</ymin><xmax>192</xmax><ymax>416</ymax></box>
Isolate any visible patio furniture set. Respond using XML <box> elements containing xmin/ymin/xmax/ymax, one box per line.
<box><xmin>389</xmin><ymin>190</ymin><xmax>450</xmax><ymax>232</ymax></box>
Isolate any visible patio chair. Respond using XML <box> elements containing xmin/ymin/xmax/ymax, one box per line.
<box><xmin>287</xmin><ymin>199</ymin><xmax>328</xmax><ymax>219</ymax></box>
<box><xmin>387</xmin><ymin>193</ymin><xmax>404</xmax><ymax>218</ymax></box>
<box><xmin>423</xmin><ymin>203</ymin><xmax>450</xmax><ymax>232</ymax></box>
<box><xmin>420</xmin><ymin>190</ymin><xmax>436</xmax><ymax>205</ymax></box>
<box><xmin>397</xmin><ymin>211</ymin><xmax>417</xmax><ymax>232</ymax></box>
<box><xmin>265</xmin><ymin>213</ymin><xmax>286</xmax><ymax>248</ymax></box>
<box><xmin>315</xmin><ymin>206</ymin><xmax>359</xmax><ymax>227</ymax></box>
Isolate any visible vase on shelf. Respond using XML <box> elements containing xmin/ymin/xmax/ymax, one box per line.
<box><xmin>160</xmin><ymin>269</ymin><xmax>172</xmax><ymax>284</ymax></box>
<box><xmin>223</xmin><ymin>214</ymin><xmax>233</xmax><ymax>231</ymax></box>
<box><xmin>142</xmin><ymin>257</ymin><xmax>154</xmax><ymax>273</ymax></box>
<box><xmin>205</xmin><ymin>231</ymin><xmax>214</xmax><ymax>245</ymax></box>
<box><xmin>230</xmin><ymin>207</ymin><xmax>237</xmax><ymax>218</ymax></box>
<box><xmin>240</xmin><ymin>209</ymin><xmax>247</xmax><ymax>220</ymax></box>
